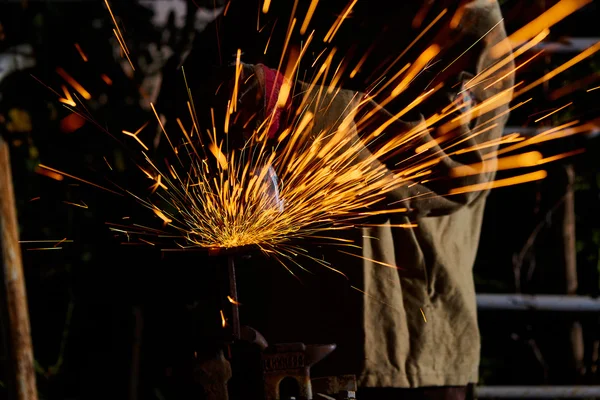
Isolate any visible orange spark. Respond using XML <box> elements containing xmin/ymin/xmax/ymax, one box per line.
<box><xmin>54</xmin><ymin>238</ymin><xmax>68</xmax><ymax>248</ymax></box>
<box><xmin>491</xmin><ymin>0</ymin><xmax>592</xmax><ymax>58</ymax></box>
<box><xmin>262</xmin><ymin>0</ymin><xmax>271</xmax><ymax>14</ymax></box>
<box><xmin>56</xmin><ymin>67</ymin><xmax>91</xmax><ymax>100</ymax></box>
<box><xmin>38</xmin><ymin>164</ymin><xmax>122</xmax><ymax>195</ymax></box>
<box><xmin>536</xmin><ymin>149</ymin><xmax>585</xmax><ymax>165</ymax></box>
<box><xmin>324</xmin><ymin>0</ymin><xmax>358</xmax><ymax>43</ymax></box>
<box><xmin>300</xmin><ymin>0</ymin><xmax>320</xmax><ymax>35</ymax></box>
<box><xmin>420</xmin><ymin>308</ymin><xmax>427</xmax><ymax>322</ymax></box>
<box><xmin>101</xmin><ymin>74</ymin><xmax>113</xmax><ymax>85</ymax></box>
<box><xmin>153</xmin><ymin>207</ymin><xmax>172</xmax><ymax>225</ymax></box>
<box><xmin>103</xmin><ymin>156</ymin><xmax>113</xmax><ymax>171</ymax></box>
<box><xmin>392</xmin><ymin>45</ymin><xmax>440</xmax><ymax>97</ymax></box>
<box><xmin>74</xmin><ymin>43</ymin><xmax>88</xmax><ymax>62</ymax></box>
<box><xmin>220</xmin><ymin>310</ymin><xmax>227</xmax><ymax>328</ymax></box>
<box><xmin>587</xmin><ymin>85</ymin><xmax>600</xmax><ymax>92</ymax></box>
<box><xmin>58</xmin><ymin>85</ymin><xmax>76</xmax><ymax>107</ymax></box>
<box><xmin>535</xmin><ymin>102</ymin><xmax>573</xmax><ymax>123</ymax></box>
<box><xmin>209</xmin><ymin>143</ymin><xmax>228</xmax><ymax>170</ymax></box>
<box><xmin>450</xmin><ymin>170</ymin><xmax>548</xmax><ymax>195</ymax></box>
<box><xmin>35</xmin><ymin>166</ymin><xmax>64</xmax><ymax>181</ymax></box>
<box><xmin>516</xmin><ymin>41</ymin><xmax>600</xmax><ymax>97</ymax></box>
<box><xmin>123</xmin><ymin>121</ymin><xmax>149</xmax><ymax>151</ymax></box>
<box><xmin>450</xmin><ymin>151</ymin><xmax>543</xmax><ymax>177</ymax></box>
<box><xmin>29</xmin><ymin>197</ymin><xmax>40</xmax><ymax>202</ymax></box>
<box><xmin>63</xmin><ymin>200</ymin><xmax>89</xmax><ymax>209</ymax></box>
<box><xmin>227</xmin><ymin>296</ymin><xmax>242</xmax><ymax>305</ymax></box>
<box><xmin>60</xmin><ymin>113</ymin><xmax>86</xmax><ymax>133</ymax></box>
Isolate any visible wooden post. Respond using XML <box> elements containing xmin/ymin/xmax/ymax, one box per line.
<box><xmin>0</xmin><ymin>137</ymin><xmax>38</xmax><ymax>400</ymax></box>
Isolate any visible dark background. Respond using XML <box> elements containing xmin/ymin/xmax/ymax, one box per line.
<box><xmin>0</xmin><ymin>0</ymin><xmax>599</xmax><ymax>399</ymax></box>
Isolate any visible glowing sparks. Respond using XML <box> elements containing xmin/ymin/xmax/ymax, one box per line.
<box><xmin>101</xmin><ymin>74</ymin><xmax>113</xmax><ymax>85</ymax></box>
<box><xmin>262</xmin><ymin>0</ymin><xmax>271</xmax><ymax>14</ymax></box>
<box><xmin>534</xmin><ymin>102</ymin><xmax>573</xmax><ymax>123</ymax></box>
<box><xmin>56</xmin><ymin>67</ymin><xmax>91</xmax><ymax>100</ymax></box>
<box><xmin>105</xmin><ymin>0</ymin><xmax>135</xmax><ymax>71</ymax></box>
<box><xmin>153</xmin><ymin>207</ymin><xmax>172</xmax><ymax>226</ymax></box>
<box><xmin>324</xmin><ymin>0</ymin><xmax>358</xmax><ymax>43</ymax></box>
<box><xmin>450</xmin><ymin>170</ymin><xmax>548</xmax><ymax>195</ymax></box>
<box><xmin>587</xmin><ymin>85</ymin><xmax>600</xmax><ymax>92</ymax></box>
<box><xmin>300</xmin><ymin>0</ymin><xmax>320</xmax><ymax>35</ymax></box>
<box><xmin>220</xmin><ymin>310</ymin><xmax>227</xmax><ymax>328</ymax></box>
<box><xmin>58</xmin><ymin>85</ymin><xmax>76</xmax><ymax>107</ymax></box>
<box><xmin>63</xmin><ymin>200</ymin><xmax>89</xmax><ymax>209</ymax></box>
<box><xmin>122</xmin><ymin>122</ymin><xmax>149</xmax><ymax>151</ymax></box>
<box><xmin>515</xmin><ymin>41</ymin><xmax>600</xmax><ymax>97</ymax></box>
<box><xmin>491</xmin><ymin>0</ymin><xmax>592</xmax><ymax>58</ymax></box>
<box><xmin>227</xmin><ymin>296</ymin><xmax>242</xmax><ymax>305</ymax></box>
<box><xmin>37</xmin><ymin>164</ymin><xmax>122</xmax><ymax>195</ymax></box>
<box><xmin>74</xmin><ymin>43</ymin><xmax>88</xmax><ymax>62</ymax></box>
<box><xmin>450</xmin><ymin>152</ymin><xmax>543</xmax><ymax>177</ymax></box>
<box><xmin>420</xmin><ymin>308</ymin><xmax>427</xmax><ymax>322</ymax></box>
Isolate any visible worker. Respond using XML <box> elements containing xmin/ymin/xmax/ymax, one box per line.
<box><xmin>156</xmin><ymin>1</ymin><xmax>514</xmax><ymax>399</ymax></box>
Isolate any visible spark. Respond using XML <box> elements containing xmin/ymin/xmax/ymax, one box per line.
<box><xmin>300</xmin><ymin>0</ymin><xmax>320</xmax><ymax>35</ymax></box>
<box><xmin>535</xmin><ymin>102</ymin><xmax>573</xmax><ymax>123</ymax></box>
<box><xmin>440</xmin><ymin>18</ymin><xmax>505</xmax><ymax>75</ymax></box>
<box><xmin>451</xmin><ymin>152</ymin><xmax>543</xmax><ymax>177</ymax></box>
<box><xmin>420</xmin><ymin>308</ymin><xmax>427</xmax><ymax>322</ymax></box>
<box><xmin>350</xmin><ymin>286</ymin><xmax>402</xmax><ymax>312</ymax></box>
<box><xmin>123</xmin><ymin>122</ymin><xmax>149</xmax><ymax>151</ymax></box>
<box><xmin>536</xmin><ymin>149</ymin><xmax>585</xmax><ymax>165</ymax></box>
<box><xmin>63</xmin><ymin>200</ymin><xmax>89</xmax><ymax>209</ymax></box>
<box><xmin>262</xmin><ymin>0</ymin><xmax>271</xmax><ymax>14</ymax></box>
<box><xmin>19</xmin><ymin>240</ymin><xmax>73</xmax><ymax>244</ymax></box>
<box><xmin>58</xmin><ymin>85</ymin><xmax>76</xmax><ymax>107</ymax></box>
<box><xmin>227</xmin><ymin>296</ymin><xmax>242</xmax><ymax>305</ymax></box>
<box><xmin>74</xmin><ymin>43</ymin><xmax>88</xmax><ymax>62</ymax></box>
<box><xmin>37</xmin><ymin>164</ymin><xmax>122</xmax><ymax>195</ymax></box>
<box><xmin>220</xmin><ymin>310</ymin><xmax>227</xmax><ymax>328</ymax></box>
<box><xmin>450</xmin><ymin>170</ymin><xmax>548</xmax><ymax>195</ymax></box>
<box><xmin>491</xmin><ymin>0</ymin><xmax>592</xmax><ymax>58</ymax></box>
<box><xmin>264</xmin><ymin>20</ymin><xmax>277</xmax><ymax>54</ymax></box>
<box><xmin>56</xmin><ymin>67</ymin><xmax>91</xmax><ymax>100</ymax></box>
<box><xmin>100</xmin><ymin>74</ymin><xmax>113</xmax><ymax>85</ymax></box>
<box><xmin>324</xmin><ymin>0</ymin><xmax>358</xmax><ymax>43</ymax></box>
<box><xmin>338</xmin><ymin>251</ymin><xmax>403</xmax><ymax>270</ymax></box>
<box><xmin>29</xmin><ymin>197</ymin><xmax>40</xmax><ymax>202</ymax></box>
<box><xmin>35</xmin><ymin>166</ymin><xmax>64</xmax><ymax>181</ymax></box>
<box><xmin>105</xmin><ymin>0</ymin><xmax>135</xmax><ymax>71</ymax></box>
<box><xmin>54</xmin><ymin>238</ymin><xmax>68</xmax><ymax>247</ymax></box>
<box><xmin>515</xmin><ymin>41</ymin><xmax>600</xmax><ymax>97</ymax></box>
<box><xmin>587</xmin><ymin>85</ymin><xmax>600</xmax><ymax>92</ymax></box>
<box><xmin>153</xmin><ymin>207</ymin><xmax>172</xmax><ymax>226</ymax></box>
<box><xmin>103</xmin><ymin>157</ymin><xmax>113</xmax><ymax>170</ymax></box>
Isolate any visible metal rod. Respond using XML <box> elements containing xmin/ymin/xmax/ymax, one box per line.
<box><xmin>227</xmin><ymin>255</ymin><xmax>240</xmax><ymax>340</ymax></box>
<box><xmin>0</xmin><ymin>138</ymin><xmax>38</xmax><ymax>400</ymax></box>
<box><xmin>477</xmin><ymin>294</ymin><xmax>600</xmax><ymax>312</ymax></box>
<box><xmin>477</xmin><ymin>385</ymin><xmax>600</xmax><ymax>398</ymax></box>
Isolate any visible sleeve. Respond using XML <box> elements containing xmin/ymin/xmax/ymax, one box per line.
<box><xmin>311</xmin><ymin>0</ymin><xmax>515</xmax><ymax>218</ymax></box>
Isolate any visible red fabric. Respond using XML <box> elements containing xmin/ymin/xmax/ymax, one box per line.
<box><xmin>257</xmin><ymin>64</ymin><xmax>288</xmax><ymax>139</ymax></box>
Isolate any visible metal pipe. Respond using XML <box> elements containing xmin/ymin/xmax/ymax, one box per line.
<box><xmin>0</xmin><ymin>138</ymin><xmax>38</xmax><ymax>400</ymax></box>
<box><xmin>477</xmin><ymin>385</ymin><xmax>600</xmax><ymax>398</ymax></box>
<box><xmin>477</xmin><ymin>294</ymin><xmax>600</xmax><ymax>312</ymax></box>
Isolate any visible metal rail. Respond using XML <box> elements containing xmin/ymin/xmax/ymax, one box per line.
<box><xmin>477</xmin><ymin>294</ymin><xmax>600</xmax><ymax>312</ymax></box>
<box><xmin>477</xmin><ymin>385</ymin><xmax>600</xmax><ymax>398</ymax></box>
